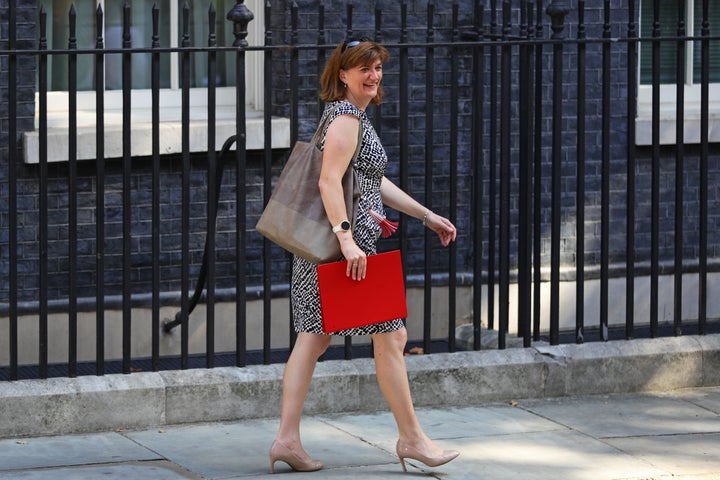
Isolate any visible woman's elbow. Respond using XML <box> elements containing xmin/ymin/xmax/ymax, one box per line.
<box><xmin>318</xmin><ymin>176</ymin><xmax>335</xmax><ymax>199</ymax></box>
<box><xmin>318</xmin><ymin>176</ymin><xmax>328</xmax><ymax>194</ymax></box>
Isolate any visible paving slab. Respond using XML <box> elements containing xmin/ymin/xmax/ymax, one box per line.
<box><xmin>226</xmin><ymin>464</ymin><xmax>425</xmax><ymax>479</ymax></box>
<box><xmin>661</xmin><ymin>386</ymin><xmax>720</xmax><ymax>414</ymax></box>
<box><xmin>125</xmin><ymin>417</ymin><xmax>397</xmax><ymax>479</ymax></box>
<box><xmin>0</xmin><ymin>432</ymin><xmax>161</xmax><ymax>471</ymax></box>
<box><xmin>0</xmin><ymin>461</ymin><xmax>202</xmax><ymax>480</ymax></box>
<box><xmin>606</xmin><ymin>433</ymin><xmax>720</xmax><ymax>477</ymax></box>
<box><xmin>125</xmin><ymin>420</ymin><xmax>278</xmax><ymax>478</ymax></box>
<box><xmin>517</xmin><ymin>392</ymin><xmax>720</xmax><ymax>438</ymax></box>
<box><xmin>318</xmin><ymin>404</ymin><xmax>565</xmax><ymax>455</ymax></box>
<box><xmin>647</xmin><ymin>475</ymin><xmax>720</xmax><ymax>480</ymax></box>
<box><xmin>438</xmin><ymin>430</ymin><xmax>668</xmax><ymax>480</ymax></box>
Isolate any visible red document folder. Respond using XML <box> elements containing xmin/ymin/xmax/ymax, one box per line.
<box><xmin>317</xmin><ymin>250</ymin><xmax>408</xmax><ymax>334</ymax></box>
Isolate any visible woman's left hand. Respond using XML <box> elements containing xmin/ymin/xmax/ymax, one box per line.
<box><xmin>424</xmin><ymin>212</ymin><xmax>457</xmax><ymax>247</ymax></box>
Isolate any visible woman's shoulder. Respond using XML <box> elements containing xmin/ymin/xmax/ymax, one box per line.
<box><xmin>325</xmin><ymin>100</ymin><xmax>365</xmax><ymax>121</ymax></box>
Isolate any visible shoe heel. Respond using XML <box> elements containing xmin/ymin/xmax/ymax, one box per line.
<box><xmin>399</xmin><ymin>456</ymin><xmax>407</xmax><ymax>472</ymax></box>
<box><xmin>268</xmin><ymin>439</ymin><xmax>323</xmax><ymax>473</ymax></box>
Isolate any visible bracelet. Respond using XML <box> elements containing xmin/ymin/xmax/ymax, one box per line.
<box><xmin>422</xmin><ymin>210</ymin><xmax>431</xmax><ymax>226</ymax></box>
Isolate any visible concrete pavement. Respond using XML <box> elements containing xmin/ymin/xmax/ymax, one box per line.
<box><xmin>0</xmin><ymin>386</ymin><xmax>719</xmax><ymax>479</ymax></box>
<box><xmin>1</xmin><ymin>334</ymin><xmax>720</xmax><ymax>479</ymax></box>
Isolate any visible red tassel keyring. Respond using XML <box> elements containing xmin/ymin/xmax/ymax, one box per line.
<box><xmin>368</xmin><ymin>208</ymin><xmax>399</xmax><ymax>238</ymax></box>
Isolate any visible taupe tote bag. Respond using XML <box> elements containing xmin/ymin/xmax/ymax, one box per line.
<box><xmin>256</xmin><ymin>107</ymin><xmax>362</xmax><ymax>264</ymax></box>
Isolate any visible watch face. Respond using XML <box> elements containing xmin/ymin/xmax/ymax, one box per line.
<box><xmin>341</xmin><ymin>221</ymin><xmax>351</xmax><ymax>231</ymax></box>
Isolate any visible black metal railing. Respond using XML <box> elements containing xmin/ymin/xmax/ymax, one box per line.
<box><xmin>1</xmin><ymin>0</ymin><xmax>719</xmax><ymax>381</ymax></box>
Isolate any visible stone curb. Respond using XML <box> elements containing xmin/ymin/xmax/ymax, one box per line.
<box><xmin>1</xmin><ymin>334</ymin><xmax>718</xmax><ymax>439</ymax></box>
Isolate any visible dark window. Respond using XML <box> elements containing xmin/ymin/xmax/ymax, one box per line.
<box><xmin>640</xmin><ymin>0</ymin><xmax>719</xmax><ymax>84</ymax></box>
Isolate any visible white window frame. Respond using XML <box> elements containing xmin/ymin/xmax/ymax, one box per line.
<box><xmin>24</xmin><ymin>0</ymin><xmax>289</xmax><ymax>164</ymax></box>
<box><xmin>635</xmin><ymin>1</ymin><xmax>720</xmax><ymax>146</ymax></box>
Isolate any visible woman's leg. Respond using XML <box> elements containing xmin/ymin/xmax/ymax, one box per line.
<box><xmin>372</xmin><ymin>328</ymin><xmax>449</xmax><ymax>457</ymax></box>
<box><xmin>274</xmin><ymin>332</ymin><xmax>332</xmax><ymax>451</ymax></box>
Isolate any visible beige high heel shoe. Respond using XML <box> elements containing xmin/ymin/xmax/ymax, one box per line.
<box><xmin>396</xmin><ymin>439</ymin><xmax>460</xmax><ymax>472</ymax></box>
<box><xmin>269</xmin><ymin>440</ymin><xmax>324</xmax><ymax>474</ymax></box>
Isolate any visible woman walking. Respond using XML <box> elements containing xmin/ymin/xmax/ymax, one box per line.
<box><xmin>269</xmin><ymin>37</ymin><xmax>459</xmax><ymax>474</ymax></box>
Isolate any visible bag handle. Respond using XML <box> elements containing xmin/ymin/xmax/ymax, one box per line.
<box><xmin>311</xmin><ymin>103</ymin><xmax>364</xmax><ymax>161</ymax></box>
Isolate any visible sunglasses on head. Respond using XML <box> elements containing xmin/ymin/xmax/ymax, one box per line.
<box><xmin>342</xmin><ymin>37</ymin><xmax>370</xmax><ymax>53</ymax></box>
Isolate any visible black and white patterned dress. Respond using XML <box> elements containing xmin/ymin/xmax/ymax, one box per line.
<box><xmin>290</xmin><ymin>100</ymin><xmax>406</xmax><ymax>336</ymax></box>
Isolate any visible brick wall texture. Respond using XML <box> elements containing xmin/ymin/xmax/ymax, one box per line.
<box><xmin>1</xmin><ymin>0</ymin><xmax>719</xmax><ymax>306</ymax></box>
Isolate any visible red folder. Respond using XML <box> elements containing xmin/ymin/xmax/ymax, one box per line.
<box><xmin>317</xmin><ymin>250</ymin><xmax>408</xmax><ymax>334</ymax></box>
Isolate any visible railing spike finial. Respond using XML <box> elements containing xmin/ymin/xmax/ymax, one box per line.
<box><xmin>39</xmin><ymin>5</ymin><xmax>47</xmax><ymax>48</ymax></box>
<box><xmin>209</xmin><ymin>4</ymin><xmax>217</xmax><ymax>44</ymax></box>
<box><xmin>122</xmin><ymin>2</ymin><xmax>132</xmax><ymax>47</ymax></box>
<box><xmin>546</xmin><ymin>0</ymin><xmax>571</xmax><ymax>39</ymax></box>
<box><xmin>152</xmin><ymin>4</ymin><xmax>159</xmax><ymax>47</ymax></box>
<box><xmin>227</xmin><ymin>0</ymin><xmax>254</xmax><ymax>47</ymax></box>
<box><xmin>96</xmin><ymin>4</ymin><xmax>104</xmax><ymax>48</ymax></box>
<box><xmin>182</xmin><ymin>2</ymin><xmax>190</xmax><ymax>46</ymax></box>
<box><xmin>68</xmin><ymin>4</ymin><xmax>77</xmax><ymax>49</ymax></box>
<box><xmin>346</xmin><ymin>2</ymin><xmax>354</xmax><ymax>40</ymax></box>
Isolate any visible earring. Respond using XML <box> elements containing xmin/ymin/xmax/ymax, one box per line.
<box><xmin>344</xmin><ymin>83</ymin><xmax>347</xmax><ymax>88</ymax></box>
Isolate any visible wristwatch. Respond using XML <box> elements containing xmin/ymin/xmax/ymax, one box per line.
<box><xmin>332</xmin><ymin>221</ymin><xmax>351</xmax><ymax>233</ymax></box>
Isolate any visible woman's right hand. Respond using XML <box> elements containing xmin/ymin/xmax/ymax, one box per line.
<box><xmin>339</xmin><ymin>235</ymin><xmax>366</xmax><ymax>281</ymax></box>
<box><xmin>423</xmin><ymin>211</ymin><xmax>457</xmax><ymax>247</ymax></box>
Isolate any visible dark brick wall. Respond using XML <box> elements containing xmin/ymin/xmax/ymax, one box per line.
<box><xmin>268</xmin><ymin>0</ymin><xmax>479</xmax><ymax>276</ymax></box>
<box><xmin>1</xmin><ymin>0</ymin><xmax>39</xmax><ymax>304</ymax></box>
<box><xmin>0</xmin><ymin>1</ymin><xmax>36</xmax><ymax>149</ymax></box>
<box><xmin>1</xmin><ymin>0</ymin><xmax>719</xmax><ymax>306</ymax></box>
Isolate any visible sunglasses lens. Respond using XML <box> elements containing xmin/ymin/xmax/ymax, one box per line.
<box><xmin>342</xmin><ymin>38</ymin><xmax>369</xmax><ymax>52</ymax></box>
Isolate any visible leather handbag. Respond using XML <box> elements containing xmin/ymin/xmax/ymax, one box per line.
<box><xmin>255</xmin><ymin>107</ymin><xmax>362</xmax><ymax>264</ymax></box>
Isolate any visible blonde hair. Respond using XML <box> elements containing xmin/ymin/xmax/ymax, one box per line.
<box><xmin>319</xmin><ymin>39</ymin><xmax>390</xmax><ymax>105</ymax></box>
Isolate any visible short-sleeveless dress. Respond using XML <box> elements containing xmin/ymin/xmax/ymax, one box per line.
<box><xmin>290</xmin><ymin>100</ymin><xmax>406</xmax><ymax>336</ymax></box>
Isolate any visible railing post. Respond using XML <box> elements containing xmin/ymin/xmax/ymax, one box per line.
<box><xmin>600</xmin><ymin>0</ymin><xmax>612</xmax><ymax>341</ymax></box>
<box><xmin>151</xmin><ymin>3</ymin><xmax>160</xmax><ymax>370</ymax></box>
<box><xmin>262</xmin><ymin>0</ymin><xmax>274</xmax><ymax>365</ymax></box>
<box><xmin>576</xmin><ymin>0</ymin><xmax>587</xmax><ymax>344</ymax></box>
<box><xmin>68</xmin><ymin>4</ymin><xmax>78</xmax><ymax>377</ymax></box>
<box><xmin>487</xmin><ymin>0</ymin><xmax>498</xmax><ymax>334</ymax></box>
<box><xmin>546</xmin><ymin>0</ymin><xmax>570</xmax><ymax>346</ymax></box>
<box><xmin>650</xmin><ymin>0</ymin><xmax>661</xmax><ymax>338</ymax></box>
<box><xmin>8</xmin><ymin>0</ymin><xmax>19</xmax><ymax>381</ymax></box>
<box><xmin>399</xmin><ymin>0</ymin><xmax>410</xmax><ymax>299</ymax></box>
<box><xmin>206</xmin><ymin>3</ymin><xmax>218</xmax><ymax>369</ymax></box>
<box><xmin>601</xmin><ymin>0</ymin><xmax>611</xmax><ymax>341</ymax></box>
<box><xmin>471</xmin><ymin>0</ymin><xmax>485</xmax><ymax>351</ymax></box>
<box><xmin>448</xmin><ymin>0</ymin><xmax>459</xmax><ymax>352</ymax></box>
<box><xmin>423</xmin><ymin>0</ymin><xmax>436</xmax><ymax>355</ymax></box>
<box><xmin>673</xmin><ymin>0</ymin><xmax>687</xmax><ymax>337</ymax></box>
<box><xmin>498</xmin><ymin>0</ymin><xmax>511</xmax><ymax>350</ymax></box>
<box><xmin>38</xmin><ymin>5</ymin><xmax>49</xmax><ymax>379</ymax></box>
<box><xmin>698</xmin><ymin>0</ymin><xmax>710</xmax><ymax>335</ymax></box>
<box><xmin>95</xmin><ymin>3</ymin><xmax>106</xmax><ymax>376</ymax></box>
<box><xmin>227</xmin><ymin>0</ymin><xmax>253</xmax><ymax>367</ymax></box>
<box><xmin>180</xmin><ymin>1</ymin><xmax>190</xmax><ymax>370</ymax></box>
<box><xmin>121</xmin><ymin>0</ymin><xmax>133</xmax><ymax>374</ymax></box>
<box><xmin>518</xmin><ymin>0</ymin><xmax>533</xmax><ymax>348</ymax></box>
<box><xmin>626</xmin><ymin>0</ymin><xmax>638</xmax><ymax>340</ymax></box>
<box><xmin>532</xmin><ymin>0</ymin><xmax>544</xmax><ymax>342</ymax></box>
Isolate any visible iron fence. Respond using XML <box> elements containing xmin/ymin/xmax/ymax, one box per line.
<box><xmin>1</xmin><ymin>0</ymin><xmax>719</xmax><ymax>381</ymax></box>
